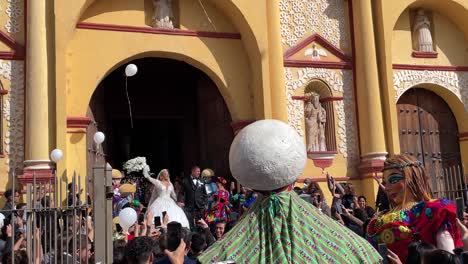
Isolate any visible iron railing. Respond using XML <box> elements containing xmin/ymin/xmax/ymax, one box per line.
<box><xmin>0</xmin><ymin>163</ymin><xmax>113</xmax><ymax>264</ymax></box>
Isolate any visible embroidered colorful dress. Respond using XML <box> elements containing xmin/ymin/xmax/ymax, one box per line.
<box><xmin>206</xmin><ymin>190</ymin><xmax>231</xmax><ymax>223</ymax></box>
<box><xmin>366</xmin><ymin>199</ymin><xmax>462</xmax><ymax>263</ymax></box>
<box><xmin>199</xmin><ymin>190</ymin><xmax>382</xmax><ymax>264</ymax></box>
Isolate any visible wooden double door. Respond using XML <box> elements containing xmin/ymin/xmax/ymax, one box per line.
<box><xmin>397</xmin><ymin>89</ymin><xmax>462</xmax><ymax>196</ymax></box>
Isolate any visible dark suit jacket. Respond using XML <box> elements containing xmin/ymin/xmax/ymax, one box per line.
<box><xmin>178</xmin><ymin>177</ymin><xmax>207</xmax><ymax>210</ymax></box>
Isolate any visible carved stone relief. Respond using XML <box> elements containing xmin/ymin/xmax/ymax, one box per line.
<box><xmin>279</xmin><ymin>0</ymin><xmax>348</xmax><ymax>50</ymax></box>
<box><xmin>1</xmin><ymin>60</ymin><xmax>24</xmax><ymax>174</ymax></box>
<box><xmin>304</xmin><ymin>92</ymin><xmax>327</xmax><ymax>152</ymax></box>
<box><xmin>285</xmin><ymin>68</ymin><xmax>358</xmax><ymax>167</ymax></box>
<box><xmin>152</xmin><ymin>0</ymin><xmax>174</xmax><ymax>29</ymax></box>
<box><xmin>5</xmin><ymin>0</ymin><xmax>23</xmax><ymax>34</ymax></box>
<box><xmin>393</xmin><ymin>70</ymin><xmax>468</xmax><ymax>111</ymax></box>
<box><xmin>412</xmin><ymin>9</ymin><xmax>434</xmax><ymax>52</ymax></box>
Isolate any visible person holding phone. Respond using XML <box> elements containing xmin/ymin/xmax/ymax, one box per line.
<box><xmin>143</xmin><ymin>167</ymin><xmax>190</xmax><ymax>228</ymax></box>
<box><xmin>366</xmin><ymin>154</ymin><xmax>463</xmax><ymax>263</ymax></box>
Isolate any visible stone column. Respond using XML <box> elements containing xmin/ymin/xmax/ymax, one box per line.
<box><xmin>22</xmin><ymin>1</ymin><xmax>52</xmax><ymax>175</ymax></box>
<box><xmin>352</xmin><ymin>0</ymin><xmax>387</xmax><ymax>200</ymax></box>
<box><xmin>353</xmin><ymin>0</ymin><xmax>387</xmax><ymax>161</ymax></box>
<box><xmin>266</xmin><ymin>0</ymin><xmax>288</xmax><ymax>121</ymax></box>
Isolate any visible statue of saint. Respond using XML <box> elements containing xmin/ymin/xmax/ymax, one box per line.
<box><xmin>304</xmin><ymin>92</ymin><xmax>327</xmax><ymax>152</ymax></box>
<box><xmin>413</xmin><ymin>9</ymin><xmax>434</xmax><ymax>52</ymax></box>
<box><xmin>153</xmin><ymin>0</ymin><xmax>174</xmax><ymax>29</ymax></box>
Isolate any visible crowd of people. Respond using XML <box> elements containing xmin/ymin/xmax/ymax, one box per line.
<box><xmin>0</xmin><ymin>119</ymin><xmax>468</xmax><ymax>263</ymax></box>
<box><xmin>106</xmin><ymin>153</ymin><xmax>468</xmax><ymax>264</ymax></box>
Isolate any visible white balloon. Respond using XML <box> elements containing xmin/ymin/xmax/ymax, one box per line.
<box><xmin>93</xmin><ymin>132</ymin><xmax>105</xmax><ymax>144</ymax></box>
<box><xmin>118</xmin><ymin>207</ymin><xmax>137</xmax><ymax>231</ymax></box>
<box><xmin>50</xmin><ymin>149</ymin><xmax>63</xmax><ymax>163</ymax></box>
<box><xmin>125</xmin><ymin>64</ymin><xmax>138</xmax><ymax>77</ymax></box>
<box><xmin>0</xmin><ymin>213</ymin><xmax>5</xmax><ymax>228</ymax></box>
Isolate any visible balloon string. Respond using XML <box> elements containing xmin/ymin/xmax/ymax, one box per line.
<box><xmin>125</xmin><ymin>76</ymin><xmax>134</xmax><ymax>128</ymax></box>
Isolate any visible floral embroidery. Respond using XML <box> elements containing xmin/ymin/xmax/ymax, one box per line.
<box><xmin>380</xmin><ymin>229</ymin><xmax>395</xmax><ymax>244</ymax></box>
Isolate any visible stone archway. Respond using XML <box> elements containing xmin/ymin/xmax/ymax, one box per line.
<box><xmin>87</xmin><ymin>57</ymin><xmax>234</xmax><ymax>203</ymax></box>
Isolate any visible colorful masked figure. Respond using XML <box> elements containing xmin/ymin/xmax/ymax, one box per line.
<box><xmin>366</xmin><ymin>154</ymin><xmax>462</xmax><ymax>263</ymax></box>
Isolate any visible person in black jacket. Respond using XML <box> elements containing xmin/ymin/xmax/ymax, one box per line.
<box><xmin>177</xmin><ymin>166</ymin><xmax>208</xmax><ymax>230</ymax></box>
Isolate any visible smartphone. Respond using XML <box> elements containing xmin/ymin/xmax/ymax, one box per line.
<box><xmin>154</xmin><ymin>216</ymin><xmax>161</xmax><ymax>227</ymax></box>
<box><xmin>334</xmin><ymin>199</ymin><xmax>343</xmax><ymax>215</ymax></box>
<box><xmin>162</xmin><ymin>211</ymin><xmax>167</xmax><ymax>220</ymax></box>
<box><xmin>456</xmin><ymin>198</ymin><xmax>464</xmax><ymax>220</ymax></box>
<box><xmin>378</xmin><ymin>244</ymin><xmax>389</xmax><ymax>264</ymax></box>
<box><xmin>138</xmin><ymin>213</ymin><xmax>145</xmax><ymax>224</ymax></box>
<box><xmin>167</xmin><ymin>222</ymin><xmax>182</xmax><ymax>251</ymax></box>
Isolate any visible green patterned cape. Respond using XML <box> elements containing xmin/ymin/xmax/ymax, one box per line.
<box><xmin>198</xmin><ymin>191</ymin><xmax>382</xmax><ymax>264</ymax></box>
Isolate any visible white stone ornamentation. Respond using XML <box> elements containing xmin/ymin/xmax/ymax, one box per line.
<box><xmin>1</xmin><ymin>60</ymin><xmax>24</xmax><ymax>174</ymax></box>
<box><xmin>393</xmin><ymin>70</ymin><xmax>468</xmax><ymax>111</ymax></box>
<box><xmin>285</xmin><ymin>68</ymin><xmax>358</xmax><ymax>167</ymax></box>
<box><xmin>4</xmin><ymin>0</ymin><xmax>23</xmax><ymax>34</ymax></box>
<box><xmin>279</xmin><ymin>0</ymin><xmax>348</xmax><ymax>49</ymax></box>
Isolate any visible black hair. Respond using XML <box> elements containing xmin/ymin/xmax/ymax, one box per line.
<box><xmin>190</xmin><ymin>232</ymin><xmax>207</xmax><ymax>254</ymax></box>
<box><xmin>421</xmin><ymin>249</ymin><xmax>459</xmax><ymax>264</ymax></box>
<box><xmin>4</xmin><ymin>189</ymin><xmax>14</xmax><ymax>200</ymax></box>
<box><xmin>357</xmin><ymin>196</ymin><xmax>367</xmax><ymax>202</ymax></box>
<box><xmin>113</xmin><ymin>239</ymin><xmax>127</xmax><ymax>264</ymax></box>
<box><xmin>125</xmin><ymin>236</ymin><xmax>156</xmax><ymax>264</ymax></box>
<box><xmin>406</xmin><ymin>240</ymin><xmax>436</xmax><ymax>264</ymax></box>
<box><xmin>2</xmin><ymin>250</ymin><xmax>28</xmax><ymax>264</ymax></box>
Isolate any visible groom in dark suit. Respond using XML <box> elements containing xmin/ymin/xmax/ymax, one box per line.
<box><xmin>177</xmin><ymin>166</ymin><xmax>208</xmax><ymax>229</ymax></box>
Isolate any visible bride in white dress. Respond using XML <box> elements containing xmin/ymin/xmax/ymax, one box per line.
<box><xmin>143</xmin><ymin>166</ymin><xmax>190</xmax><ymax>228</ymax></box>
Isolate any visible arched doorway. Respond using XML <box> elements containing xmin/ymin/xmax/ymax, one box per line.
<box><xmin>87</xmin><ymin>58</ymin><xmax>234</xmax><ymax>202</ymax></box>
<box><xmin>397</xmin><ymin>88</ymin><xmax>462</xmax><ymax>198</ymax></box>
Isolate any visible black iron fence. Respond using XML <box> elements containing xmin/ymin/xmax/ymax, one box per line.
<box><xmin>431</xmin><ymin>164</ymin><xmax>468</xmax><ymax>206</ymax></box>
<box><xmin>0</xmin><ymin>163</ymin><xmax>113</xmax><ymax>264</ymax></box>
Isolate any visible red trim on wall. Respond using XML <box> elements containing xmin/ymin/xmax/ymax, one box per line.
<box><xmin>0</xmin><ymin>51</ymin><xmax>24</xmax><ymax>60</ymax></box>
<box><xmin>67</xmin><ymin>117</ymin><xmax>92</xmax><ymax>128</ymax></box>
<box><xmin>283</xmin><ymin>33</ymin><xmax>350</xmax><ymax>62</ymax></box>
<box><xmin>284</xmin><ymin>60</ymin><xmax>352</xmax><ymax>69</ymax></box>
<box><xmin>0</xmin><ymin>31</ymin><xmax>25</xmax><ymax>54</ymax></box>
<box><xmin>292</xmin><ymin>96</ymin><xmax>343</xmax><ymax>102</ymax></box>
<box><xmin>321</xmin><ymin>96</ymin><xmax>344</xmax><ymax>103</ymax></box>
<box><xmin>459</xmin><ymin>132</ymin><xmax>468</xmax><ymax>142</ymax></box>
<box><xmin>231</xmin><ymin>120</ymin><xmax>255</xmax><ymax>133</ymax></box>
<box><xmin>76</xmin><ymin>22</ymin><xmax>242</xmax><ymax>40</ymax></box>
<box><xmin>411</xmin><ymin>51</ymin><xmax>438</xmax><ymax>58</ymax></box>
<box><xmin>393</xmin><ymin>64</ymin><xmax>468</xmax><ymax>72</ymax></box>
<box><xmin>348</xmin><ymin>0</ymin><xmax>362</xmax><ymax>159</ymax></box>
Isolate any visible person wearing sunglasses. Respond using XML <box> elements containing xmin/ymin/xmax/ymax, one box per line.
<box><xmin>366</xmin><ymin>154</ymin><xmax>463</xmax><ymax>263</ymax></box>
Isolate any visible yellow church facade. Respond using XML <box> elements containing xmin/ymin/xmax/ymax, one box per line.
<box><xmin>0</xmin><ymin>0</ymin><xmax>466</xmax><ymax>205</ymax></box>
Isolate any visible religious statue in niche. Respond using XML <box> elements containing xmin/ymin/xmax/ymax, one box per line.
<box><xmin>304</xmin><ymin>92</ymin><xmax>327</xmax><ymax>152</ymax></box>
<box><xmin>413</xmin><ymin>9</ymin><xmax>434</xmax><ymax>52</ymax></box>
<box><xmin>153</xmin><ymin>0</ymin><xmax>174</xmax><ymax>29</ymax></box>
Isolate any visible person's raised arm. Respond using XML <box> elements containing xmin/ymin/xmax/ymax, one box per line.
<box><xmin>143</xmin><ymin>165</ymin><xmax>159</xmax><ymax>186</ymax></box>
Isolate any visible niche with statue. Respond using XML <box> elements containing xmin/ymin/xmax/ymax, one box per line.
<box><xmin>303</xmin><ymin>80</ymin><xmax>337</xmax><ymax>169</ymax></box>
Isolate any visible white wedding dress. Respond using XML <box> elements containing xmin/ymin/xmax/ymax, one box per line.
<box><xmin>144</xmin><ymin>170</ymin><xmax>190</xmax><ymax>228</ymax></box>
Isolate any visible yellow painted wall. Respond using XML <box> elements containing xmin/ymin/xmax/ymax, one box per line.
<box><xmin>392</xmin><ymin>9</ymin><xmax>468</xmax><ymax>65</ymax></box>
<box><xmin>53</xmin><ymin>0</ymin><xmax>271</xmax><ymax>183</ymax></box>
<box><xmin>376</xmin><ymin>0</ymin><xmax>468</xmax><ymax>182</ymax></box>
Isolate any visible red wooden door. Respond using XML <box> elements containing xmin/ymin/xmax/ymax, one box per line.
<box><xmin>397</xmin><ymin>89</ymin><xmax>461</xmax><ymax>197</ymax></box>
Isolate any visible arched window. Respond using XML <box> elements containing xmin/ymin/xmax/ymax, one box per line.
<box><xmin>303</xmin><ymin>80</ymin><xmax>337</xmax><ymax>152</ymax></box>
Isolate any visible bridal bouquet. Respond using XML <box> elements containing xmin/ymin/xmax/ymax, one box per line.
<box><xmin>123</xmin><ymin>157</ymin><xmax>147</xmax><ymax>174</ymax></box>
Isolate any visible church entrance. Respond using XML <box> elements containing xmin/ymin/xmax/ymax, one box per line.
<box><xmin>87</xmin><ymin>58</ymin><xmax>234</xmax><ymax>188</ymax></box>
<box><xmin>397</xmin><ymin>88</ymin><xmax>463</xmax><ymax>198</ymax></box>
